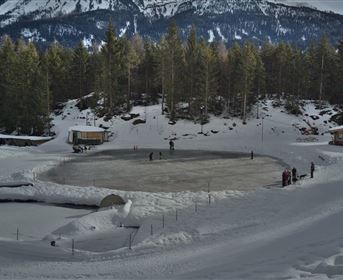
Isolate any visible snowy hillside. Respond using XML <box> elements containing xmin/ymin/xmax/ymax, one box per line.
<box><xmin>1</xmin><ymin>98</ymin><xmax>343</xmax><ymax>279</ymax></box>
<box><xmin>1</xmin><ymin>0</ymin><xmax>342</xmax><ymax>48</ymax></box>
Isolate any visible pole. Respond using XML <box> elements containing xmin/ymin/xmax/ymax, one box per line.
<box><xmin>319</xmin><ymin>55</ymin><xmax>324</xmax><ymax>108</ymax></box>
<box><xmin>176</xmin><ymin>210</ymin><xmax>178</xmax><ymax>221</ymax></box>
<box><xmin>16</xmin><ymin>227</ymin><xmax>19</xmax><ymax>241</ymax></box>
<box><xmin>46</xmin><ymin>70</ymin><xmax>50</xmax><ymax>136</ymax></box>
<box><xmin>129</xmin><ymin>233</ymin><xmax>132</xmax><ymax>250</ymax></box>
<box><xmin>162</xmin><ymin>215</ymin><xmax>165</xmax><ymax>228</ymax></box>
<box><xmin>262</xmin><ymin>117</ymin><xmax>264</xmax><ymax>144</ymax></box>
<box><xmin>72</xmin><ymin>239</ymin><xmax>75</xmax><ymax>256</ymax></box>
<box><xmin>150</xmin><ymin>224</ymin><xmax>153</xmax><ymax>236</ymax></box>
<box><xmin>208</xmin><ymin>194</ymin><xmax>211</xmax><ymax>205</ymax></box>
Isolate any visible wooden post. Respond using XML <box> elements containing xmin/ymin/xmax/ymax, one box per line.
<box><xmin>129</xmin><ymin>233</ymin><xmax>132</xmax><ymax>250</ymax></box>
<box><xmin>72</xmin><ymin>239</ymin><xmax>75</xmax><ymax>256</ymax></box>
<box><xmin>208</xmin><ymin>194</ymin><xmax>211</xmax><ymax>205</ymax></box>
<box><xmin>16</xmin><ymin>228</ymin><xmax>19</xmax><ymax>241</ymax></box>
<box><xmin>150</xmin><ymin>224</ymin><xmax>153</xmax><ymax>236</ymax></box>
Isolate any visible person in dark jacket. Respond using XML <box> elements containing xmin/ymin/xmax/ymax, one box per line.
<box><xmin>292</xmin><ymin>167</ymin><xmax>297</xmax><ymax>183</ymax></box>
<box><xmin>149</xmin><ymin>152</ymin><xmax>153</xmax><ymax>161</ymax></box>
<box><xmin>311</xmin><ymin>162</ymin><xmax>315</xmax><ymax>178</ymax></box>
<box><xmin>287</xmin><ymin>169</ymin><xmax>291</xmax><ymax>185</ymax></box>
<box><xmin>282</xmin><ymin>169</ymin><xmax>288</xmax><ymax>187</ymax></box>
<box><xmin>169</xmin><ymin>140</ymin><xmax>175</xmax><ymax>151</ymax></box>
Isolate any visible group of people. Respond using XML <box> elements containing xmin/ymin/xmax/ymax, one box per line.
<box><xmin>149</xmin><ymin>152</ymin><xmax>163</xmax><ymax>161</ymax></box>
<box><xmin>282</xmin><ymin>167</ymin><xmax>298</xmax><ymax>186</ymax></box>
<box><xmin>282</xmin><ymin>162</ymin><xmax>315</xmax><ymax>187</ymax></box>
<box><xmin>148</xmin><ymin>140</ymin><xmax>175</xmax><ymax>161</ymax></box>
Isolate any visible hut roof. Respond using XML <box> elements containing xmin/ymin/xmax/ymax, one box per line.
<box><xmin>68</xmin><ymin>126</ymin><xmax>105</xmax><ymax>133</ymax></box>
<box><xmin>329</xmin><ymin>126</ymin><xmax>343</xmax><ymax>133</ymax></box>
<box><xmin>99</xmin><ymin>194</ymin><xmax>126</xmax><ymax>208</ymax></box>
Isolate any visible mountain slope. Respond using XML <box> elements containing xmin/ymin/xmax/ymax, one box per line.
<box><xmin>0</xmin><ymin>0</ymin><xmax>342</xmax><ymax>48</ymax></box>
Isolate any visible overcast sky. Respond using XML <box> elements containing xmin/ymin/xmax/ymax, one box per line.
<box><xmin>272</xmin><ymin>0</ymin><xmax>343</xmax><ymax>14</ymax></box>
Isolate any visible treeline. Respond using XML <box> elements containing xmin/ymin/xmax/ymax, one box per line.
<box><xmin>1</xmin><ymin>22</ymin><xmax>343</xmax><ymax>135</ymax></box>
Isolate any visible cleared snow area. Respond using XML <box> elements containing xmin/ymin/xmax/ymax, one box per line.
<box><xmin>1</xmin><ymin>98</ymin><xmax>343</xmax><ymax>279</ymax></box>
<box><xmin>0</xmin><ymin>203</ymin><xmax>91</xmax><ymax>240</ymax></box>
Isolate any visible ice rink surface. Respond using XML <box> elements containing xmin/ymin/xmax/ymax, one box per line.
<box><xmin>41</xmin><ymin>149</ymin><xmax>285</xmax><ymax>192</ymax></box>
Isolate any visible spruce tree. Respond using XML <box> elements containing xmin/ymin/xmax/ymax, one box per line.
<box><xmin>70</xmin><ymin>41</ymin><xmax>89</xmax><ymax>107</ymax></box>
<box><xmin>164</xmin><ymin>22</ymin><xmax>185</xmax><ymax>121</ymax></box>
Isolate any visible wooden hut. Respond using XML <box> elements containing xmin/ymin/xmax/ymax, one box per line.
<box><xmin>68</xmin><ymin>125</ymin><xmax>108</xmax><ymax>145</ymax></box>
<box><xmin>329</xmin><ymin>126</ymin><xmax>343</xmax><ymax>146</ymax></box>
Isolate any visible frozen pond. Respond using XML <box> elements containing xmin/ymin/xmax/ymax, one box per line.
<box><xmin>0</xmin><ymin>203</ymin><xmax>91</xmax><ymax>240</ymax></box>
<box><xmin>41</xmin><ymin>149</ymin><xmax>285</xmax><ymax>192</ymax></box>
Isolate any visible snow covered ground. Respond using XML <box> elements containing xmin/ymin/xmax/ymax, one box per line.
<box><xmin>1</xmin><ymin>99</ymin><xmax>343</xmax><ymax>279</ymax></box>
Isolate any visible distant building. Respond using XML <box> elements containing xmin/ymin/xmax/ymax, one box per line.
<box><xmin>0</xmin><ymin>134</ymin><xmax>52</xmax><ymax>146</ymax></box>
<box><xmin>68</xmin><ymin>125</ymin><xmax>109</xmax><ymax>145</ymax></box>
<box><xmin>329</xmin><ymin>126</ymin><xmax>343</xmax><ymax>146</ymax></box>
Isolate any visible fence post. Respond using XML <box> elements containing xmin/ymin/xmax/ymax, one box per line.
<box><xmin>208</xmin><ymin>194</ymin><xmax>211</xmax><ymax>205</ymax></box>
<box><xmin>16</xmin><ymin>227</ymin><xmax>19</xmax><ymax>241</ymax></box>
<box><xmin>150</xmin><ymin>224</ymin><xmax>153</xmax><ymax>236</ymax></box>
<box><xmin>129</xmin><ymin>233</ymin><xmax>132</xmax><ymax>250</ymax></box>
<box><xmin>162</xmin><ymin>215</ymin><xmax>165</xmax><ymax>228</ymax></box>
<box><xmin>72</xmin><ymin>239</ymin><xmax>75</xmax><ymax>256</ymax></box>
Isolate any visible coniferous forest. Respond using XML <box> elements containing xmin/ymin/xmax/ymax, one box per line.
<box><xmin>1</xmin><ymin>22</ymin><xmax>343</xmax><ymax>135</ymax></box>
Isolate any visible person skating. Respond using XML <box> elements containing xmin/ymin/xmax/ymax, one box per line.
<box><xmin>311</xmin><ymin>162</ymin><xmax>315</xmax><ymax>178</ymax></box>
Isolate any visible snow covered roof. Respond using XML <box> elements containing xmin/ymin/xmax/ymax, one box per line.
<box><xmin>68</xmin><ymin>125</ymin><xmax>105</xmax><ymax>133</ymax></box>
<box><xmin>0</xmin><ymin>134</ymin><xmax>53</xmax><ymax>141</ymax></box>
<box><xmin>329</xmin><ymin>126</ymin><xmax>343</xmax><ymax>132</ymax></box>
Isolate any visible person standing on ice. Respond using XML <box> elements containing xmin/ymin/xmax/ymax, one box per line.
<box><xmin>282</xmin><ymin>169</ymin><xmax>288</xmax><ymax>187</ymax></box>
<box><xmin>149</xmin><ymin>152</ymin><xmax>153</xmax><ymax>161</ymax></box>
<box><xmin>292</xmin><ymin>167</ymin><xmax>297</xmax><ymax>183</ymax></box>
<box><xmin>169</xmin><ymin>140</ymin><xmax>175</xmax><ymax>151</ymax></box>
<box><xmin>311</xmin><ymin>162</ymin><xmax>315</xmax><ymax>178</ymax></box>
<box><xmin>287</xmin><ymin>169</ymin><xmax>291</xmax><ymax>185</ymax></box>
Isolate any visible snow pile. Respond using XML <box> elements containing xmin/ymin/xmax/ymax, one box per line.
<box><xmin>47</xmin><ymin>200</ymin><xmax>132</xmax><ymax>239</ymax></box>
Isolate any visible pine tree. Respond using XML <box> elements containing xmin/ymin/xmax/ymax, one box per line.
<box><xmin>70</xmin><ymin>41</ymin><xmax>89</xmax><ymax>107</ymax></box>
<box><xmin>185</xmin><ymin>25</ymin><xmax>198</xmax><ymax>117</ymax></box>
<box><xmin>119</xmin><ymin>36</ymin><xmax>140</xmax><ymax>112</ymax></box>
<box><xmin>45</xmin><ymin>42</ymin><xmax>72</xmax><ymax>105</ymax></box>
<box><xmin>336</xmin><ymin>38</ymin><xmax>343</xmax><ymax>103</ymax></box>
<box><xmin>0</xmin><ymin>37</ymin><xmax>17</xmax><ymax>132</ymax></box>
<box><xmin>14</xmin><ymin>41</ymin><xmax>46</xmax><ymax>134</ymax></box>
<box><xmin>235</xmin><ymin>42</ymin><xmax>257</xmax><ymax>123</ymax></box>
<box><xmin>196</xmin><ymin>40</ymin><xmax>218</xmax><ymax>119</ymax></box>
<box><xmin>102</xmin><ymin>21</ymin><xmax>121</xmax><ymax>111</ymax></box>
<box><xmin>164</xmin><ymin>22</ymin><xmax>185</xmax><ymax>121</ymax></box>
